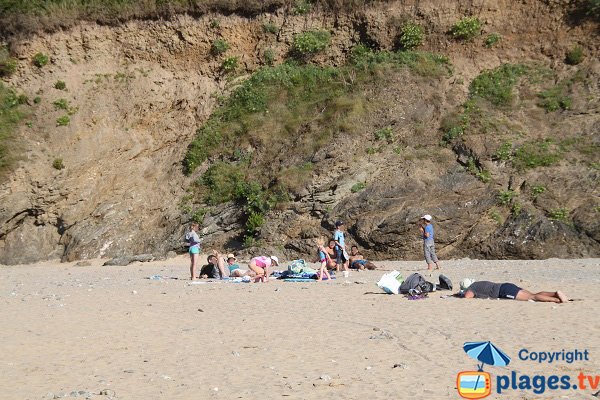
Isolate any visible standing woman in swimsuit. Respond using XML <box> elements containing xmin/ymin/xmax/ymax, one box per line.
<box><xmin>185</xmin><ymin>222</ymin><xmax>201</xmax><ymax>280</ymax></box>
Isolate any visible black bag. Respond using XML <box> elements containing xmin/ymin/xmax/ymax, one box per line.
<box><xmin>438</xmin><ymin>274</ymin><xmax>453</xmax><ymax>291</ymax></box>
<box><xmin>399</xmin><ymin>273</ymin><xmax>436</xmax><ymax>294</ymax></box>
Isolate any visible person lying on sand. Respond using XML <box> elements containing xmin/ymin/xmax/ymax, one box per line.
<box><xmin>456</xmin><ymin>279</ymin><xmax>569</xmax><ymax>303</ymax></box>
<box><xmin>348</xmin><ymin>245</ymin><xmax>376</xmax><ymax>270</ymax></box>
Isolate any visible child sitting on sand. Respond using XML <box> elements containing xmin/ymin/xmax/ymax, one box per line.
<box><xmin>248</xmin><ymin>255</ymin><xmax>279</xmax><ymax>282</ymax></box>
<box><xmin>315</xmin><ymin>237</ymin><xmax>332</xmax><ymax>282</ymax></box>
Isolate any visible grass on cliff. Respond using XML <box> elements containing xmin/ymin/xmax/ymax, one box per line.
<box><xmin>0</xmin><ymin>0</ymin><xmax>395</xmax><ymax>36</ymax></box>
<box><xmin>184</xmin><ymin>47</ymin><xmax>451</xmax><ymax>242</ymax></box>
<box><xmin>0</xmin><ymin>83</ymin><xmax>24</xmax><ymax>180</ymax></box>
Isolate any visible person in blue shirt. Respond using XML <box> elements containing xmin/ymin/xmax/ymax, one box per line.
<box><xmin>418</xmin><ymin>214</ymin><xmax>440</xmax><ymax>271</ymax></box>
<box><xmin>333</xmin><ymin>220</ymin><xmax>350</xmax><ymax>277</ymax></box>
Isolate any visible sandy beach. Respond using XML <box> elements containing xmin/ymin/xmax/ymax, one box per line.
<box><xmin>1</xmin><ymin>256</ymin><xmax>599</xmax><ymax>399</ymax></box>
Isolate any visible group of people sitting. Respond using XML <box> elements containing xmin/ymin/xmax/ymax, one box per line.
<box><xmin>184</xmin><ymin>220</ymin><xmax>376</xmax><ymax>282</ymax></box>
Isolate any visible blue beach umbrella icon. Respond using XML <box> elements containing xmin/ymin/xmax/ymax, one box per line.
<box><xmin>463</xmin><ymin>341</ymin><xmax>511</xmax><ymax>371</ymax></box>
<box><xmin>463</xmin><ymin>341</ymin><xmax>511</xmax><ymax>392</ymax></box>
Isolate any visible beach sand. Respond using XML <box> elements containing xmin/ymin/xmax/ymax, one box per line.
<box><xmin>1</xmin><ymin>256</ymin><xmax>599</xmax><ymax>399</ymax></box>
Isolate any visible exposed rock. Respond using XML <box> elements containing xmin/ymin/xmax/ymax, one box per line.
<box><xmin>103</xmin><ymin>254</ymin><xmax>155</xmax><ymax>266</ymax></box>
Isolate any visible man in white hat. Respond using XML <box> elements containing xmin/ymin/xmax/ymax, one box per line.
<box><xmin>418</xmin><ymin>214</ymin><xmax>440</xmax><ymax>271</ymax></box>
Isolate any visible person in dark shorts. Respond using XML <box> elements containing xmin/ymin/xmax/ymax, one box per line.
<box><xmin>458</xmin><ymin>280</ymin><xmax>569</xmax><ymax>303</ymax></box>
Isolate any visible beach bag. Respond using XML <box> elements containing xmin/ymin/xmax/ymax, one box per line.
<box><xmin>438</xmin><ymin>274</ymin><xmax>453</xmax><ymax>291</ymax></box>
<box><xmin>288</xmin><ymin>259</ymin><xmax>306</xmax><ymax>274</ymax></box>
<box><xmin>399</xmin><ymin>273</ymin><xmax>435</xmax><ymax>294</ymax></box>
<box><xmin>377</xmin><ymin>271</ymin><xmax>404</xmax><ymax>294</ymax></box>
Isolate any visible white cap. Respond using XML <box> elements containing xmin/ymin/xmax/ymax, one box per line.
<box><xmin>460</xmin><ymin>278</ymin><xmax>475</xmax><ymax>291</ymax></box>
<box><xmin>421</xmin><ymin>214</ymin><xmax>432</xmax><ymax>221</ymax></box>
<box><xmin>270</xmin><ymin>256</ymin><xmax>279</xmax><ymax>266</ymax></box>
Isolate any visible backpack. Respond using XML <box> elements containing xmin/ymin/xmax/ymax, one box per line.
<box><xmin>438</xmin><ymin>274</ymin><xmax>453</xmax><ymax>291</ymax></box>
<box><xmin>399</xmin><ymin>273</ymin><xmax>436</xmax><ymax>294</ymax></box>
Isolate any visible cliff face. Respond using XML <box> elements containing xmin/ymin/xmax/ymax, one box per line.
<box><xmin>0</xmin><ymin>0</ymin><xmax>598</xmax><ymax>264</ymax></box>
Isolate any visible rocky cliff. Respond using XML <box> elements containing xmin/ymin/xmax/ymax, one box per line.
<box><xmin>0</xmin><ymin>0</ymin><xmax>598</xmax><ymax>264</ymax></box>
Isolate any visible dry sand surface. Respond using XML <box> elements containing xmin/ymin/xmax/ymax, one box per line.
<box><xmin>1</xmin><ymin>256</ymin><xmax>599</xmax><ymax>400</ymax></box>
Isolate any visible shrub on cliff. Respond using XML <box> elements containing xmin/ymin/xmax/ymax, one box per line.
<box><xmin>291</xmin><ymin>30</ymin><xmax>330</xmax><ymax>58</ymax></box>
<box><xmin>450</xmin><ymin>17</ymin><xmax>481</xmax><ymax>41</ymax></box>
<box><xmin>398</xmin><ymin>22</ymin><xmax>424</xmax><ymax>50</ymax></box>
<box><xmin>0</xmin><ymin>83</ymin><xmax>23</xmax><ymax>180</ymax></box>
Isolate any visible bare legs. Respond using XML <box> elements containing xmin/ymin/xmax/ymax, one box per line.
<box><xmin>248</xmin><ymin>261</ymin><xmax>268</xmax><ymax>282</ymax></box>
<box><xmin>317</xmin><ymin>261</ymin><xmax>331</xmax><ymax>282</ymax></box>
<box><xmin>189</xmin><ymin>253</ymin><xmax>198</xmax><ymax>280</ymax></box>
<box><xmin>515</xmin><ymin>289</ymin><xmax>569</xmax><ymax>303</ymax></box>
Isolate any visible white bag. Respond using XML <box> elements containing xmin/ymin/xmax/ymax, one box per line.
<box><xmin>376</xmin><ymin>270</ymin><xmax>404</xmax><ymax>294</ymax></box>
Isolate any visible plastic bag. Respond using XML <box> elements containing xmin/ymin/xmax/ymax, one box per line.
<box><xmin>376</xmin><ymin>270</ymin><xmax>404</xmax><ymax>294</ymax></box>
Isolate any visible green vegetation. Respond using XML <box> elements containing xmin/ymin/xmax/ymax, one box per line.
<box><xmin>201</xmin><ymin>162</ymin><xmax>278</xmax><ymax>241</ymax></box>
<box><xmin>32</xmin><ymin>52</ymin><xmax>49</xmax><ymax>67</ymax></box>
<box><xmin>584</xmin><ymin>0</ymin><xmax>600</xmax><ymax>18</ymax></box>
<box><xmin>53</xmin><ymin>98</ymin><xmax>77</xmax><ymax>114</ymax></box>
<box><xmin>185</xmin><ymin>48</ymin><xmax>452</xmax><ymax>245</ymax></box>
<box><xmin>52</xmin><ymin>158</ymin><xmax>64</xmax><ymax>170</ymax></box>
<box><xmin>441</xmin><ymin>64</ymin><xmax>529</xmax><ymax>144</ymax></box>
<box><xmin>33</xmin><ymin>96</ymin><xmax>41</xmax><ymax>104</ymax></box>
<box><xmin>469</xmin><ymin>64</ymin><xmax>527</xmax><ymax>107</ymax></box>
<box><xmin>513</xmin><ymin>139</ymin><xmax>561</xmax><ymax>170</ymax></box>
<box><xmin>511</xmin><ymin>202</ymin><xmax>522</xmax><ymax>215</ymax></box>
<box><xmin>0</xmin><ymin>47</ymin><xmax>17</xmax><ymax>77</ymax></box>
<box><xmin>374</xmin><ymin>127</ymin><xmax>393</xmax><ymax>142</ymax></box>
<box><xmin>221</xmin><ymin>56</ymin><xmax>239</xmax><ymax>73</ymax></box>
<box><xmin>293</xmin><ymin>0</ymin><xmax>312</xmax><ymax>15</ymax></box>
<box><xmin>17</xmin><ymin>94</ymin><xmax>28</xmax><ymax>104</ymax></box>
<box><xmin>398</xmin><ymin>22</ymin><xmax>424</xmax><ymax>50</ymax></box>
<box><xmin>54</xmin><ymin>80</ymin><xmax>67</xmax><ymax>90</ymax></box>
<box><xmin>191</xmin><ymin>208</ymin><xmax>207</xmax><ymax>224</ymax></box>
<box><xmin>209</xmin><ymin>19</ymin><xmax>220</xmax><ymax>29</ymax></box>
<box><xmin>494</xmin><ymin>141</ymin><xmax>513</xmax><ymax>161</ymax></box>
<box><xmin>548</xmin><ymin>208</ymin><xmax>569</xmax><ymax>221</ymax></box>
<box><xmin>450</xmin><ymin>17</ymin><xmax>481</xmax><ymax>41</ymax></box>
<box><xmin>0</xmin><ymin>83</ymin><xmax>24</xmax><ymax>179</ymax></box>
<box><xmin>466</xmin><ymin>156</ymin><xmax>491</xmax><ymax>183</ymax></box>
<box><xmin>531</xmin><ymin>185</ymin><xmax>546</xmax><ymax>198</ymax></box>
<box><xmin>56</xmin><ymin>115</ymin><xmax>70</xmax><ymax>126</ymax></box>
<box><xmin>263</xmin><ymin>22</ymin><xmax>278</xmax><ymax>34</ymax></box>
<box><xmin>497</xmin><ymin>190</ymin><xmax>517</xmax><ymax>206</ymax></box>
<box><xmin>489</xmin><ymin>208</ymin><xmax>503</xmax><ymax>225</ymax></box>
<box><xmin>263</xmin><ymin>48</ymin><xmax>275</xmax><ymax>66</ymax></box>
<box><xmin>350</xmin><ymin>45</ymin><xmax>451</xmax><ymax>78</ymax></box>
<box><xmin>292</xmin><ymin>31</ymin><xmax>330</xmax><ymax>58</ymax></box>
<box><xmin>565</xmin><ymin>46</ymin><xmax>584</xmax><ymax>65</ymax></box>
<box><xmin>484</xmin><ymin>33</ymin><xmax>501</xmax><ymax>48</ymax></box>
<box><xmin>351</xmin><ymin>182</ymin><xmax>366</xmax><ymax>193</ymax></box>
<box><xmin>538</xmin><ymin>85</ymin><xmax>572</xmax><ymax>112</ymax></box>
<box><xmin>211</xmin><ymin>39</ymin><xmax>229</xmax><ymax>55</ymax></box>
